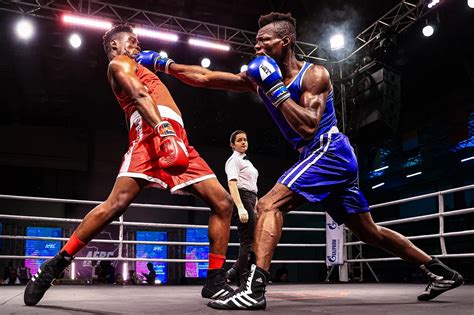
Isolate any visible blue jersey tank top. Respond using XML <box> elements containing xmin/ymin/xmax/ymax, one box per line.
<box><xmin>257</xmin><ymin>62</ymin><xmax>337</xmax><ymax>150</ymax></box>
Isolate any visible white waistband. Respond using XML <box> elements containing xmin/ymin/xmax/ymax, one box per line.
<box><xmin>327</xmin><ymin>125</ymin><xmax>339</xmax><ymax>134</ymax></box>
<box><xmin>297</xmin><ymin>126</ymin><xmax>339</xmax><ymax>153</ymax></box>
<box><xmin>130</xmin><ymin>105</ymin><xmax>184</xmax><ymax>128</ymax></box>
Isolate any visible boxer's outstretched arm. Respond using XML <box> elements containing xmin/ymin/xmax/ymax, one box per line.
<box><xmin>108</xmin><ymin>55</ymin><xmax>163</xmax><ymax>128</ymax></box>
<box><xmin>278</xmin><ymin>65</ymin><xmax>332</xmax><ymax>140</ymax></box>
<box><xmin>168</xmin><ymin>63</ymin><xmax>255</xmax><ymax>93</ymax></box>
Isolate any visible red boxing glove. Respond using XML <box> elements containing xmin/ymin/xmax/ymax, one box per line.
<box><xmin>154</xmin><ymin>121</ymin><xmax>189</xmax><ymax>176</ymax></box>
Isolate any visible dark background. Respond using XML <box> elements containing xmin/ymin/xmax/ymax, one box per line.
<box><xmin>0</xmin><ymin>0</ymin><xmax>473</xmax><ymax>284</ymax></box>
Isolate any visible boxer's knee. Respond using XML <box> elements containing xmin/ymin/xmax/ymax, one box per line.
<box><xmin>256</xmin><ymin>197</ymin><xmax>277</xmax><ymax>214</ymax></box>
<box><xmin>211</xmin><ymin>192</ymin><xmax>233</xmax><ymax>219</ymax></box>
<box><xmin>355</xmin><ymin>225</ymin><xmax>384</xmax><ymax>246</ymax></box>
<box><xmin>102</xmin><ymin>191</ymin><xmax>133</xmax><ymax>220</ymax></box>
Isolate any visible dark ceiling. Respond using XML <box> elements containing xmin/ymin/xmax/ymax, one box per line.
<box><xmin>0</xmin><ymin>0</ymin><xmax>473</xmax><ymax>149</ymax></box>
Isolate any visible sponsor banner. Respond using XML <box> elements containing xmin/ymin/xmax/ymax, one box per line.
<box><xmin>74</xmin><ymin>227</ymin><xmax>119</xmax><ymax>280</ymax></box>
<box><xmin>325</xmin><ymin>213</ymin><xmax>344</xmax><ymax>266</ymax></box>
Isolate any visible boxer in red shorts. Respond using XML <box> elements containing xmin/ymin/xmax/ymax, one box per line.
<box><xmin>24</xmin><ymin>24</ymin><xmax>234</xmax><ymax>307</ymax></box>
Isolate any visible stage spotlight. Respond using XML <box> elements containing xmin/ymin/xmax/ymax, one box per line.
<box><xmin>15</xmin><ymin>19</ymin><xmax>34</xmax><ymax>40</ymax></box>
<box><xmin>159</xmin><ymin>51</ymin><xmax>168</xmax><ymax>58</ymax></box>
<box><xmin>62</xmin><ymin>14</ymin><xmax>112</xmax><ymax>30</ymax></box>
<box><xmin>69</xmin><ymin>33</ymin><xmax>82</xmax><ymax>48</ymax></box>
<box><xmin>422</xmin><ymin>25</ymin><xmax>434</xmax><ymax>37</ymax></box>
<box><xmin>330</xmin><ymin>34</ymin><xmax>344</xmax><ymax>51</ymax></box>
<box><xmin>468</xmin><ymin>0</ymin><xmax>474</xmax><ymax>8</ymax></box>
<box><xmin>240</xmin><ymin>65</ymin><xmax>248</xmax><ymax>72</ymax></box>
<box><xmin>189</xmin><ymin>38</ymin><xmax>230</xmax><ymax>51</ymax></box>
<box><xmin>133</xmin><ymin>27</ymin><xmax>178</xmax><ymax>42</ymax></box>
<box><xmin>201</xmin><ymin>58</ymin><xmax>211</xmax><ymax>68</ymax></box>
<box><xmin>372</xmin><ymin>182</ymin><xmax>385</xmax><ymax>189</ymax></box>
<box><xmin>372</xmin><ymin>165</ymin><xmax>389</xmax><ymax>172</ymax></box>
<box><xmin>71</xmin><ymin>262</ymin><xmax>76</xmax><ymax>280</ymax></box>
<box><xmin>427</xmin><ymin>0</ymin><xmax>440</xmax><ymax>8</ymax></box>
<box><xmin>122</xmin><ymin>262</ymin><xmax>128</xmax><ymax>281</ymax></box>
<box><xmin>406</xmin><ymin>171</ymin><xmax>422</xmax><ymax>178</ymax></box>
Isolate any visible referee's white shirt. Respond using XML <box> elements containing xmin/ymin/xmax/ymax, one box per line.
<box><xmin>225</xmin><ymin>151</ymin><xmax>258</xmax><ymax>194</ymax></box>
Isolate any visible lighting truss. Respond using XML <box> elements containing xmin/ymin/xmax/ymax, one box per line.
<box><xmin>341</xmin><ymin>0</ymin><xmax>431</xmax><ymax>62</ymax></box>
<box><xmin>0</xmin><ymin>0</ymin><xmax>442</xmax><ymax>63</ymax></box>
<box><xmin>0</xmin><ymin>0</ymin><xmax>329</xmax><ymax>61</ymax></box>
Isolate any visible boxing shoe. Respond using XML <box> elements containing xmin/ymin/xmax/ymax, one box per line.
<box><xmin>201</xmin><ymin>268</ymin><xmax>235</xmax><ymax>300</ymax></box>
<box><xmin>225</xmin><ymin>266</ymin><xmax>241</xmax><ymax>286</ymax></box>
<box><xmin>207</xmin><ymin>264</ymin><xmax>269</xmax><ymax>310</ymax></box>
<box><xmin>24</xmin><ymin>251</ymin><xmax>72</xmax><ymax>306</ymax></box>
<box><xmin>418</xmin><ymin>258</ymin><xmax>464</xmax><ymax>301</ymax></box>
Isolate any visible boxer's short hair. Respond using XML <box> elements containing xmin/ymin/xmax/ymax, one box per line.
<box><xmin>258</xmin><ymin>12</ymin><xmax>296</xmax><ymax>47</ymax></box>
<box><xmin>103</xmin><ymin>24</ymin><xmax>134</xmax><ymax>53</ymax></box>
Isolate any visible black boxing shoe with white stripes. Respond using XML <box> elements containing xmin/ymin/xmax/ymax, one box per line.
<box><xmin>24</xmin><ymin>252</ymin><xmax>72</xmax><ymax>306</ymax></box>
<box><xmin>418</xmin><ymin>258</ymin><xmax>464</xmax><ymax>301</ymax></box>
<box><xmin>225</xmin><ymin>266</ymin><xmax>241</xmax><ymax>286</ymax></box>
<box><xmin>207</xmin><ymin>264</ymin><xmax>270</xmax><ymax>310</ymax></box>
<box><xmin>201</xmin><ymin>268</ymin><xmax>235</xmax><ymax>300</ymax></box>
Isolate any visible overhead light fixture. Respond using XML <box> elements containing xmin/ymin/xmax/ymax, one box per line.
<box><xmin>372</xmin><ymin>165</ymin><xmax>389</xmax><ymax>172</ymax></box>
<box><xmin>372</xmin><ymin>182</ymin><xmax>385</xmax><ymax>189</ymax></box>
<box><xmin>240</xmin><ymin>65</ymin><xmax>248</xmax><ymax>72</ymax></box>
<box><xmin>406</xmin><ymin>171</ymin><xmax>422</xmax><ymax>178</ymax></box>
<box><xmin>330</xmin><ymin>34</ymin><xmax>344</xmax><ymax>51</ymax></box>
<box><xmin>201</xmin><ymin>58</ymin><xmax>211</xmax><ymax>68</ymax></box>
<box><xmin>15</xmin><ymin>19</ymin><xmax>34</xmax><ymax>40</ymax></box>
<box><xmin>427</xmin><ymin>0</ymin><xmax>440</xmax><ymax>8</ymax></box>
<box><xmin>422</xmin><ymin>25</ymin><xmax>434</xmax><ymax>37</ymax></box>
<box><xmin>468</xmin><ymin>0</ymin><xmax>474</xmax><ymax>8</ymax></box>
<box><xmin>69</xmin><ymin>33</ymin><xmax>82</xmax><ymax>48</ymax></box>
<box><xmin>133</xmin><ymin>27</ymin><xmax>178</xmax><ymax>42</ymax></box>
<box><xmin>62</xmin><ymin>14</ymin><xmax>112</xmax><ymax>30</ymax></box>
<box><xmin>189</xmin><ymin>38</ymin><xmax>230</xmax><ymax>51</ymax></box>
<box><xmin>461</xmin><ymin>156</ymin><xmax>474</xmax><ymax>162</ymax></box>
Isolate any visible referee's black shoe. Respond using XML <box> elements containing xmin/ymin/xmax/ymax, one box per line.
<box><xmin>418</xmin><ymin>258</ymin><xmax>464</xmax><ymax>301</ymax></box>
<box><xmin>24</xmin><ymin>251</ymin><xmax>72</xmax><ymax>306</ymax></box>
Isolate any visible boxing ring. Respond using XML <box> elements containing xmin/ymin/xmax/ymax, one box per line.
<box><xmin>0</xmin><ymin>184</ymin><xmax>473</xmax><ymax>314</ymax></box>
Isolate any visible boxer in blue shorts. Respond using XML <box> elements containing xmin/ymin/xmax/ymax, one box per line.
<box><xmin>136</xmin><ymin>12</ymin><xmax>463</xmax><ymax>310</ymax></box>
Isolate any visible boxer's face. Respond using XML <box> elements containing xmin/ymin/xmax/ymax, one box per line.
<box><xmin>231</xmin><ymin>133</ymin><xmax>248</xmax><ymax>153</ymax></box>
<box><xmin>255</xmin><ymin>24</ymin><xmax>285</xmax><ymax>60</ymax></box>
<box><xmin>112</xmin><ymin>32</ymin><xmax>141</xmax><ymax>59</ymax></box>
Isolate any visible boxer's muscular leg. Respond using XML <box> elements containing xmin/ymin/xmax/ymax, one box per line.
<box><xmin>187</xmin><ymin>178</ymin><xmax>233</xmax><ymax>255</ymax></box>
<box><xmin>344</xmin><ymin>212</ymin><xmax>431</xmax><ymax>264</ymax></box>
<box><xmin>254</xmin><ymin>183</ymin><xmax>307</xmax><ymax>271</ymax></box>
<box><xmin>74</xmin><ymin>177</ymin><xmax>147</xmax><ymax>243</ymax></box>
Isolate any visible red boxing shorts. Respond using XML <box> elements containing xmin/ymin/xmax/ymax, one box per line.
<box><xmin>118</xmin><ymin>105</ymin><xmax>216</xmax><ymax>194</ymax></box>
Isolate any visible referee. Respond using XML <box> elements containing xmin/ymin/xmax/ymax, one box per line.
<box><xmin>225</xmin><ymin>130</ymin><xmax>259</xmax><ymax>285</ymax></box>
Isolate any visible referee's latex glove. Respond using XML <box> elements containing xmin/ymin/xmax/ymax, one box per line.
<box><xmin>237</xmin><ymin>206</ymin><xmax>249</xmax><ymax>223</ymax></box>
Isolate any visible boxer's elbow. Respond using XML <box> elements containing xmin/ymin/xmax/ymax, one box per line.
<box><xmin>300</xmin><ymin>128</ymin><xmax>316</xmax><ymax>140</ymax></box>
<box><xmin>195</xmin><ymin>75</ymin><xmax>212</xmax><ymax>87</ymax></box>
<box><xmin>300</xmin><ymin>121</ymin><xmax>319</xmax><ymax>140</ymax></box>
<box><xmin>131</xmin><ymin>89</ymin><xmax>149</xmax><ymax>103</ymax></box>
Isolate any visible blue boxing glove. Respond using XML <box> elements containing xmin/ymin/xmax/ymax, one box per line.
<box><xmin>246</xmin><ymin>56</ymin><xmax>291</xmax><ymax>107</ymax></box>
<box><xmin>135</xmin><ymin>50</ymin><xmax>174</xmax><ymax>74</ymax></box>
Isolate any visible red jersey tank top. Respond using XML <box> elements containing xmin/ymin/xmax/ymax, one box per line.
<box><xmin>113</xmin><ymin>62</ymin><xmax>179</xmax><ymax>120</ymax></box>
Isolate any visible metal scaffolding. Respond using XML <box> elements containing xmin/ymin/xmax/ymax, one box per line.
<box><xmin>0</xmin><ymin>0</ymin><xmax>330</xmax><ymax>61</ymax></box>
<box><xmin>339</xmin><ymin>0</ymin><xmax>430</xmax><ymax>63</ymax></box>
<box><xmin>0</xmin><ymin>1</ymin><xmax>436</xmax><ymax>63</ymax></box>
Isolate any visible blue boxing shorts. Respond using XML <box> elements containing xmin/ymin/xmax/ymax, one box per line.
<box><xmin>278</xmin><ymin>127</ymin><xmax>370</xmax><ymax>224</ymax></box>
